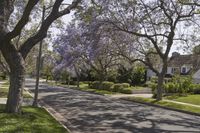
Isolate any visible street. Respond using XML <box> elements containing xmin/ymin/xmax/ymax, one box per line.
<box><xmin>25</xmin><ymin>79</ymin><xmax>200</xmax><ymax>133</ymax></box>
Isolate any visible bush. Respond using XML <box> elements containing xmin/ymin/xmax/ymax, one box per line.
<box><xmin>89</xmin><ymin>81</ymin><xmax>133</xmax><ymax>94</ymax></box>
<box><xmin>113</xmin><ymin>83</ymin><xmax>130</xmax><ymax>92</ymax></box>
<box><xmin>89</xmin><ymin>81</ymin><xmax>101</xmax><ymax>89</ymax></box>
<box><xmin>164</xmin><ymin>83</ymin><xmax>178</xmax><ymax>93</ymax></box>
<box><xmin>89</xmin><ymin>81</ymin><xmax>114</xmax><ymax>91</ymax></box>
<box><xmin>101</xmin><ymin>81</ymin><xmax>114</xmax><ymax>91</ymax></box>
<box><xmin>193</xmin><ymin>84</ymin><xmax>200</xmax><ymax>94</ymax></box>
<box><xmin>150</xmin><ymin>77</ymin><xmax>158</xmax><ymax>83</ymax></box>
<box><xmin>178</xmin><ymin>77</ymin><xmax>192</xmax><ymax>94</ymax></box>
<box><xmin>148</xmin><ymin>82</ymin><xmax>157</xmax><ymax>92</ymax></box>
<box><xmin>121</xmin><ymin>83</ymin><xmax>130</xmax><ymax>88</ymax></box>
<box><xmin>119</xmin><ymin>88</ymin><xmax>132</xmax><ymax>94</ymax></box>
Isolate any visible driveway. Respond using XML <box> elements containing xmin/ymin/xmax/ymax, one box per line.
<box><xmin>25</xmin><ymin>79</ymin><xmax>200</xmax><ymax>133</ymax></box>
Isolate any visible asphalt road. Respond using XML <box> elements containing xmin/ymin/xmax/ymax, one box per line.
<box><xmin>25</xmin><ymin>79</ymin><xmax>200</xmax><ymax>133</ymax></box>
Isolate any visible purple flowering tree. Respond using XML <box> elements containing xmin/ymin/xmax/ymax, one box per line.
<box><xmin>53</xmin><ymin>17</ymin><xmax>122</xmax><ymax>84</ymax></box>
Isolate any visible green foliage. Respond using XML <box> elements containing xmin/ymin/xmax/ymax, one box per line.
<box><xmin>117</xmin><ymin>65</ymin><xmax>145</xmax><ymax>86</ymax></box>
<box><xmin>150</xmin><ymin>76</ymin><xmax>158</xmax><ymax>83</ymax></box>
<box><xmin>164</xmin><ymin>82</ymin><xmax>178</xmax><ymax>93</ymax></box>
<box><xmin>132</xmin><ymin>66</ymin><xmax>146</xmax><ymax>85</ymax></box>
<box><xmin>89</xmin><ymin>81</ymin><xmax>101</xmax><ymax>89</ymax></box>
<box><xmin>193</xmin><ymin>84</ymin><xmax>200</xmax><ymax>94</ymax></box>
<box><xmin>101</xmin><ymin>81</ymin><xmax>114</xmax><ymax>91</ymax></box>
<box><xmin>89</xmin><ymin>81</ymin><xmax>114</xmax><ymax>91</ymax></box>
<box><xmin>112</xmin><ymin>83</ymin><xmax>130</xmax><ymax>92</ymax></box>
<box><xmin>89</xmin><ymin>81</ymin><xmax>131</xmax><ymax>94</ymax></box>
<box><xmin>0</xmin><ymin>105</ymin><xmax>67</xmax><ymax>133</ymax></box>
<box><xmin>118</xmin><ymin>88</ymin><xmax>132</xmax><ymax>94</ymax></box>
<box><xmin>193</xmin><ymin>44</ymin><xmax>200</xmax><ymax>55</ymax></box>
<box><xmin>60</xmin><ymin>70</ymin><xmax>70</xmax><ymax>84</ymax></box>
<box><xmin>149</xmin><ymin>75</ymin><xmax>200</xmax><ymax>95</ymax></box>
<box><xmin>112</xmin><ymin>83</ymin><xmax>123</xmax><ymax>92</ymax></box>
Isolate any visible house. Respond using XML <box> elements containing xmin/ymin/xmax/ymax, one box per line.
<box><xmin>146</xmin><ymin>52</ymin><xmax>200</xmax><ymax>83</ymax></box>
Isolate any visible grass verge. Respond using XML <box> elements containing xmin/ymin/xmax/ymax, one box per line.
<box><xmin>0</xmin><ymin>104</ymin><xmax>67</xmax><ymax>133</ymax></box>
<box><xmin>0</xmin><ymin>81</ymin><xmax>32</xmax><ymax>98</ymax></box>
<box><xmin>124</xmin><ymin>97</ymin><xmax>200</xmax><ymax>115</ymax></box>
<box><xmin>165</xmin><ymin>94</ymin><xmax>200</xmax><ymax>106</ymax></box>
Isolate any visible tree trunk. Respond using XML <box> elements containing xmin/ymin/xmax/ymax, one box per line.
<box><xmin>5</xmin><ymin>54</ymin><xmax>25</xmax><ymax>113</ymax></box>
<box><xmin>1</xmin><ymin>43</ymin><xmax>25</xmax><ymax>113</ymax></box>
<box><xmin>156</xmin><ymin>62</ymin><xmax>167</xmax><ymax>101</ymax></box>
<box><xmin>156</xmin><ymin>73</ymin><xmax>164</xmax><ymax>101</ymax></box>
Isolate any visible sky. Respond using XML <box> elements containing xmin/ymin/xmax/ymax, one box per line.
<box><xmin>48</xmin><ymin>0</ymin><xmax>74</xmax><ymax>50</ymax></box>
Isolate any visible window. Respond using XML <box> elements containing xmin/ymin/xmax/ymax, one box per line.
<box><xmin>182</xmin><ymin>67</ymin><xmax>186</xmax><ymax>73</ymax></box>
<box><xmin>171</xmin><ymin>68</ymin><xmax>175</xmax><ymax>74</ymax></box>
<box><xmin>171</xmin><ymin>67</ymin><xmax>178</xmax><ymax>74</ymax></box>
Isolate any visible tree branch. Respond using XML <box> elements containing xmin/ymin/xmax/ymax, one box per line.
<box><xmin>5</xmin><ymin>0</ymin><xmax>39</xmax><ymax>41</ymax></box>
<box><xmin>19</xmin><ymin>0</ymin><xmax>81</xmax><ymax>59</ymax></box>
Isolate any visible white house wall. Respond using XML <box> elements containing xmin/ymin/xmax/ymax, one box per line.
<box><xmin>193</xmin><ymin>69</ymin><xmax>200</xmax><ymax>84</ymax></box>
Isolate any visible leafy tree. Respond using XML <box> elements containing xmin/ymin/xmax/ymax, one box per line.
<box><xmin>90</xmin><ymin>0</ymin><xmax>198</xmax><ymax>100</ymax></box>
<box><xmin>0</xmin><ymin>0</ymin><xmax>81</xmax><ymax>113</ymax></box>
<box><xmin>193</xmin><ymin>44</ymin><xmax>200</xmax><ymax>55</ymax></box>
<box><xmin>117</xmin><ymin>65</ymin><xmax>145</xmax><ymax>86</ymax></box>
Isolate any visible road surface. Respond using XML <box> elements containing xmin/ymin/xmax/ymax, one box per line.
<box><xmin>25</xmin><ymin>79</ymin><xmax>200</xmax><ymax>133</ymax></box>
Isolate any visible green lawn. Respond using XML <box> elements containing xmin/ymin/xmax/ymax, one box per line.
<box><xmin>0</xmin><ymin>104</ymin><xmax>68</xmax><ymax>133</ymax></box>
<box><xmin>124</xmin><ymin>97</ymin><xmax>200</xmax><ymax>114</ymax></box>
<box><xmin>0</xmin><ymin>81</ymin><xmax>32</xmax><ymax>98</ymax></box>
<box><xmin>165</xmin><ymin>95</ymin><xmax>200</xmax><ymax>106</ymax></box>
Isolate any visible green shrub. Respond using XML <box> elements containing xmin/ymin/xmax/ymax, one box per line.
<box><xmin>188</xmin><ymin>84</ymin><xmax>195</xmax><ymax>93</ymax></box>
<box><xmin>89</xmin><ymin>81</ymin><xmax>101</xmax><ymax>89</ymax></box>
<box><xmin>112</xmin><ymin>83</ymin><xmax>130</xmax><ymax>92</ymax></box>
<box><xmin>178</xmin><ymin>78</ymin><xmax>192</xmax><ymax>94</ymax></box>
<box><xmin>149</xmin><ymin>83</ymin><xmax>157</xmax><ymax>92</ymax></box>
<box><xmin>150</xmin><ymin>77</ymin><xmax>158</xmax><ymax>83</ymax></box>
<box><xmin>164</xmin><ymin>83</ymin><xmax>178</xmax><ymax>93</ymax></box>
<box><xmin>89</xmin><ymin>81</ymin><xmax>114</xmax><ymax>91</ymax></box>
<box><xmin>121</xmin><ymin>83</ymin><xmax>130</xmax><ymax>88</ymax></box>
<box><xmin>193</xmin><ymin>84</ymin><xmax>200</xmax><ymax>94</ymax></box>
<box><xmin>101</xmin><ymin>81</ymin><xmax>114</xmax><ymax>91</ymax></box>
<box><xmin>119</xmin><ymin>88</ymin><xmax>132</xmax><ymax>94</ymax></box>
<box><xmin>113</xmin><ymin>84</ymin><xmax>123</xmax><ymax>92</ymax></box>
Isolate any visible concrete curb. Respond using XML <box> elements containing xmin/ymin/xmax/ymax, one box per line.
<box><xmin>121</xmin><ymin>98</ymin><xmax>200</xmax><ymax>117</ymax></box>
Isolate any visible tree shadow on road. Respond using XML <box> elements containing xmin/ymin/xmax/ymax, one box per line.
<box><xmin>38</xmin><ymin>87</ymin><xmax>200</xmax><ymax>133</ymax></box>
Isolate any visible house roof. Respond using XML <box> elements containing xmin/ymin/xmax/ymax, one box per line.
<box><xmin>168</xmin><ymin>53</ymin><xmax>200</xmax><ymax>71</ymax></box>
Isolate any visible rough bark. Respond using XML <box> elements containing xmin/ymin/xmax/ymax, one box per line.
<box><xmin>156</xmin><ymin>73</ymin><xmax>164</xmax><ymax>101</ymax></box>
<box><xmin>156</xmin><ymin>61</ymin><xmax>167</xmax><ymax>101</ymax></box>
<box><xmin>6</xmin><ymin>63</ymin><xmax>25</xmax><ymax>113</ymax></box>
<box><xmin>1</xmin><ymin>43</ymin><xmax>25</xmax><ymax>113</ymax></box>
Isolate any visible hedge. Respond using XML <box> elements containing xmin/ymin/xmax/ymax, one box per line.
<box><xmin>89</xmin><ymin>81</ymin><xmax>131</xmax><ymax>94</ymax></box>
<box><xmin>112</xmin><ymin>83</ymin><xmax>130</xmax><ymax>92</ymax></box>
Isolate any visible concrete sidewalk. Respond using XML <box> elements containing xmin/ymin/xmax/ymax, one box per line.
<box><xmin>164</xmin><ymin>99</ymin><xmax>200</xmax><ymax>108</ymax></box>
<box><xmin>109</xmin><ymin>94</ymin><xmax>153</xmax><ymax>98</ymax></box>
